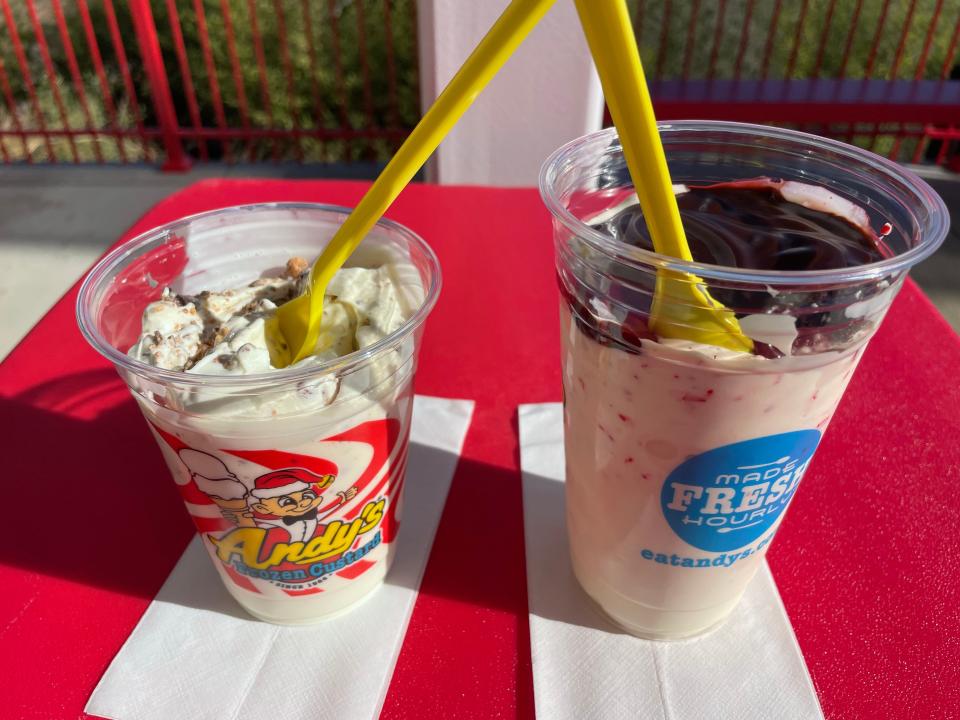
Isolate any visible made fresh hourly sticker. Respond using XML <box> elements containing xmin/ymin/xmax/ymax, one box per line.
<box><xmin>660</xmin><ymin>430</ymin><xmax>822</xmax><ymax>552</ymax></box>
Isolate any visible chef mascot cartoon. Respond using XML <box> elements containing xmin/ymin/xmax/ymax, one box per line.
<box><xmin>178</xmin><ymin>448</ymin><xmax>358</xmax><ymax>542</ymax></box>
<box><xmin>178</xmin><ymin>448</ymin><xmax>255</xmax><ymax>527</ymax></box>
<box><xmin>248</xmin><ymin>468</ymin><xmax>358</xmax><ymax>543</ymax></box>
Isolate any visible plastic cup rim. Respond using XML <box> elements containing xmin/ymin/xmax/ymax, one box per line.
<box><xmin>76</xmin><ymin>201</ymin><xmax>442</xmax><ymax>389</ymax></box>
<box><xmin>539</xmin><ymin>121</ymin><xmax>950</xmax><ymax>286</ymax></box>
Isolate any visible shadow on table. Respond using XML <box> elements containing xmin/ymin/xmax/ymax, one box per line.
<box><xmin>0</xmin><ymin>369</ymin><xmax>195</xmax><ymax>601</ymax></box>
<box><xmin>0</xmin><ymin>369</ymin><xmax>577</xmax><ymax>632</ymax></box>
<box><xmin>516</xmin><ymin>466</ymin><xmax>630</xmax><ymax>638</ymax></box>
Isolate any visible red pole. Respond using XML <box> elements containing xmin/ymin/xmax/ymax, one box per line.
<box><xmin>0</xmin><ymin>53</ymin><xmax>30</xmax><ymax>160</ymax></box>
<box><xmin>837</xmin><ymin>0</ymin><xmax>864</xmax><ymax>78</ymax></box>
<box><xmin>759</xmin><ymin>0</ymin><xmax>782</xmax><ymax>81</ymax></box>
<box><xmin>77</xmin><ymin>0</ymin><xmax>128</xmax><ymax>162</ymax></box>
<box><xmin>889</xmin><ymin>0</ymin><xmax>919</xmax><ymax>80</ymax></box>
<box><xmin>654</xmin><ymin>0</ymin><xmax>673</xmax><ymax>79</ymax></box>
<box><xmin>51</xmin><ymin>0</ymin><xmax>103</xmax><ymax>163</ymax></box>
<box><xmin>680</xmin><ymin>0</ymin><xmax>701</xmax><ymax>80</ymax></box>
<box><xmin>127</xmin><ymin>0</ymin><xmax>190</xmax><ymax>171</ymax></box>
<box><xmin>810</xmin><ymin>0</ymin><xmax>837</xmax><ymax>78</ymax></box>
<box><xmin>355</xmin><ymin>0</ymin><xmax>376</xmax><ymax>159</ymax></box>
<box><xmin>104</xmin><ymin>0</ymin><xmax>151</xmax><ymax>162</ymax></box>
<box><xmin>0</xmin><ymin>0</ymin><xmax>56</xmax><ymax>161</ymax></box>
<box><xmin>218</xmin><ymin>0</ymin><xmax>254</xmax><ymax>161</ymax></box>
<box><xmin>193</xmin><ymin>0</ymin><xmax>231</xmax><ymax>162</ymax></box>
<box><xmin>913</xmin><ymin>0</ymin><xmax>944</xmax><ymax>80</ymax></box>
<box><xmin>383</xmin><ymin>0</ymin><xmax>400</xmax><ymax>130</ymax></box>
<box><xmin>25</xmin><ymin>0</ymin><xmax>79</xmax><ymax>162</ymax></box>
<box><xmin>273</xmin><ymin>0</ymin><xmax>303</xmax><ymax>161</ymax></box>
<box><xmin>785</xmin><ymin>0</ymin><xmax>810</xmax><ymax>79</ymax></box>
<box><xmin>165</xmin><ymin>0</ymin><xmax>208</xmax><ymax>161</ymax></box>
<box><xmin>706</xmin><ymin>0</ymin><xmax>728</xmax><ymax>81</ymax></box>
<box><xmin>245</xmin><ymin>0</ymin><xmax>280</xmax><ymax>161</ymax></box>
<box><xmin>733</xmin><ymin>0</ymin><xmax>755</xmax><ymax>80</ymax></box>
<box><xmin>328</xmin><ymin>0</ymin><xmax>351</xmax><ymax>129</ymax></box>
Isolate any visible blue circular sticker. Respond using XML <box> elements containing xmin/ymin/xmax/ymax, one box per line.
<box><xmin>660</xmin><ymin>430</ymin><xmax>822</xmax><ymax>552</ymax></box>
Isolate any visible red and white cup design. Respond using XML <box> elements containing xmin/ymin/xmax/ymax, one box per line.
<box><xmin>149</xmin><ymin>408</ymin><xmax>412</xmax><ymax>624</ymax></box>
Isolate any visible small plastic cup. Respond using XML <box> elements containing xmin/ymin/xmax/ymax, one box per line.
<box><xmin>78</xmin><ymin>203</ymin><xmax>440</xmax><ymax>624</ymax></box>
<box><xmin>540</xmin><ymin>122</ymin><xmax>949</xmax><ymax>639</ymax></box>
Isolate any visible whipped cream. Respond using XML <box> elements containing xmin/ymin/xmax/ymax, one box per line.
<box><xmin>130</xmin><ymin>258</ymin><xmax>408</xmax><ymax>378</ymax></box>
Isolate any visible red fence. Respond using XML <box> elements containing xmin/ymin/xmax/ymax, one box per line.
<box><xmin>0</xmin><ymin>0</ymin><xmax>958</xmax><ymax>170</ymax></box>
<box><xmin>631</xmin><ymin>0</ymin><xmax>960</xmax><ymax>169</ymax></box>
<box><xmin>0</xmin><ymin>0</ymin><xmax>416</xmax><ymax>167</ymax></box>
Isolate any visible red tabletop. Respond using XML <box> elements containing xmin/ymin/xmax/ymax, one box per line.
<box><xmin>1</xmin><ymin>180</ymin><xmax>958</xmax><ymax>719</ymax></box>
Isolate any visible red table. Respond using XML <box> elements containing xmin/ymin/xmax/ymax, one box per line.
<box><xmin>1</xmin><ymin>180</ymin><xmax>958</xmax><ymax>719</ymax></box>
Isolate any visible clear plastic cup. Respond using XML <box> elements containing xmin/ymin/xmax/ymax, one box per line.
<box><xmin>540</xmin><ymin>122</ymin><xmax>949</xmax><ymax>639</ymax></box>
<box><xmin>77</xmin><ymin>204</ymin><xmax>440</xmax><ymax>624</ymax></box>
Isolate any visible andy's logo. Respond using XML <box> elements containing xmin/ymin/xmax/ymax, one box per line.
<box><xmin>177</xmin><ymin>449</ymin><xmax>359</xmax><ymax>543</ymax></box>
<box><xmin>660</xmin><ymin>430</ymin><xmax>822</xmax><ymax>552</ymax></box>
<box><xmin>210</xmin><ymin>499</ymin><xmax>385</xmax><ymax>569</ymax></box>
<box><xmin>175</xmin><ymin>447</ymin><xmax>375</xmax><ymax>583</ymax></box>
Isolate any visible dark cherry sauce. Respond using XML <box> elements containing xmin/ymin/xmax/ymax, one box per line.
<box><xmin>560</xmin><ymin>179</ymin><xmax>889</xmax><ymax>356</ymax></box>
<box><xmin>601</xmin><ymin>181</ymin><xmax>886</xmax><ymax>271</ymax></box>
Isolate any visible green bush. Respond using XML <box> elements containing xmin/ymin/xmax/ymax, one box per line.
<box><xmin>147</xmin><ymin>0</ymin><xmax>420</xmax><ymax>162</ymax></box>
<box><xmin>0</xmin><ymin>0</ymin><xmax>420</xmax><ymax>163</ymax></box>
<box><xmin>625</xmin><ymin>0</ymin><xmax>960</xmax><ymax>160</ymax></box>
<box><xmin>628</xmin><ymin>0</ymin><xmax>960</xmax><ymax>82</ymax></box>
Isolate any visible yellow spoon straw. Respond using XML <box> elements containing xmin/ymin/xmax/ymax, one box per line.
<box><xmin>274</xmin><ymin>0</ymin><xmax>557</xmax><ymax>366</ymax></box>
<box><xmin>573</xmin><ymin>0</ymin><xmax>753</xmax><ymax>353</ymax></box>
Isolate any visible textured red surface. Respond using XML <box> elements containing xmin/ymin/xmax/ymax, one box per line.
<box><xmin>769</xmin><ymin>283</ymin><xmax>960</xmax><ymax>719</ymax></box>
<box><xmin>0</xmin><ymin>180</ymin><xmax>957</xmax><ymax>719</ymax></box>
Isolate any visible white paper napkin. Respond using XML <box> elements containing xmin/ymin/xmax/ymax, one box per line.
<box><xmin>87</xmin><ymin>395</ymin><xmax>474</xmax><ymax>720</ymax></box>
<box><xmin>518</xmin><ymin>403</ymin><xmax>823</xmax><ymax>720</ymax></box>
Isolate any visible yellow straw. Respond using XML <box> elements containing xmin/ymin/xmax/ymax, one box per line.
<box><xmin>275</xmin><ymin>0</ymin><xmax>558</xmax><ymax>365</ymax></box>
<box><xmin>573</xmin><ymin>0</ymin><xmax>752</xmax><ymax>352</ymax></box>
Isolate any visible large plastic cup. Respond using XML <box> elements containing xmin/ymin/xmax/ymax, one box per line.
<box><xmin>540</xmin><ymin>122</ymin><xmax>949</xmax><ymax>639</ymax></box>
<box><xmin>77</xmin><ymin>204</ymin><xmax>440</xmax><ymax>624</ymax></box>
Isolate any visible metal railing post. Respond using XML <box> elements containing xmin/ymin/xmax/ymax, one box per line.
<box><xmin>128</xmin><ymin>0</ymin><xmax>191</xmax><ymax>171</ymax></box>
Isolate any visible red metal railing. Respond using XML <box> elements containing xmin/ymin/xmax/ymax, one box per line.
<box><xmin>631</xmin><ymin>0</ymin><xmax>960</xmax><ymax>170</ymax></box>
<box><xmin>0</xmin><ymin>0</ymin><xmax>957</xmax><ymax>170</ymax></box>
<box><xmin>0</xmin><ymin>0</ymin><xmax>416</xmax><ymax>167</ymax></box>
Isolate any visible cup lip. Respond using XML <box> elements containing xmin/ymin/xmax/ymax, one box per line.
<box><xmin>76</xmin><ymin>202</ymin><xmax>442</xmax><ymax>388</ymax></box>
<box><xmin>539</xmin><ymin>121</ymin><xmax>951</xmax><ymax>286</ymax></box>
